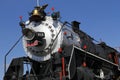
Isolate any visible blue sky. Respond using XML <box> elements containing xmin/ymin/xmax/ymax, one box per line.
<box><xmin>0</xmin><ymin>0</ymin><xmax>120</xmax><ymax>79</ymax></box>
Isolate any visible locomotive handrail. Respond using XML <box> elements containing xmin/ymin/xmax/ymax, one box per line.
<box><xmin>74</xmin><ymin>46</ymin><xmax>120</xmax><ymax>70</ymax></box>
<box><xmin>4</xmin><ymin>35</ymin><xmax>23</xmax><ymax>75</ymax></box>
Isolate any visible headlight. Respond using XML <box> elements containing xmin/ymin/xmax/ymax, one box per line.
<box><xmin>22</xmin><ymin>28</ymin><xmax>35</xmax><ymax>40</ymax></box>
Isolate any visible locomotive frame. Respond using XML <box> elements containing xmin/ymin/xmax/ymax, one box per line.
<box><xmin>4</xmin><ymin>45</ymin><xmax>120</xmax><ymax>80</ymax></box>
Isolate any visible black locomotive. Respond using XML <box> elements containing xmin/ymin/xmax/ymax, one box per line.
<box><xmin>4</xmin><ymin>3</ymin><xmax>120</xmax><ymax>80</ymax></box>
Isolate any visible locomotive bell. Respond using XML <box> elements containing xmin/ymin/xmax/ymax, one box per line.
<box><xmin>29</xmin><ymin>7</ymin><xmax>46</xmax><ymax>22</ymax></box>
<box><xmin>32</xmin><ymin>9</ymin><xmax>40</xmax><ymax>16</ymax></box>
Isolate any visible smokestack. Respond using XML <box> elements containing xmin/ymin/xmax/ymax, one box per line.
<box><xmin>71</xmin><ymin>21</ymin><xmax>80</xmax><ymax>32</ymax></box>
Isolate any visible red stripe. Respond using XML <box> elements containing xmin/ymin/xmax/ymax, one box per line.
<box><xmin>62</xmin><ymin>57</ymin><xmax>65</xmax><ymax>76</ymax></box>
<box><xmin>59</xmin><ymin>72</ymin><xmax>62</xmax><ymax>80</ymax></box>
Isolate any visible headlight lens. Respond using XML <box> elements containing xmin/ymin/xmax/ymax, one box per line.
<box><xmin>22</xmin><ymin>28</ymin><xmax>35</xmax><ymax>40</ymax></box>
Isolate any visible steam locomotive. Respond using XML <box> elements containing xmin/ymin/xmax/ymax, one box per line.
<box><xmin>4</xmin><ymin>3</ymin><xmax>120</xmax><ymax>80</ymax></box>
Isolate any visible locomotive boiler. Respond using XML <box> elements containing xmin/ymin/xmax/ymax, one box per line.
<box><xmin>4</xmin><ymin>3</ymin><xmax>120</xmax><ymax>80</ymax></box>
